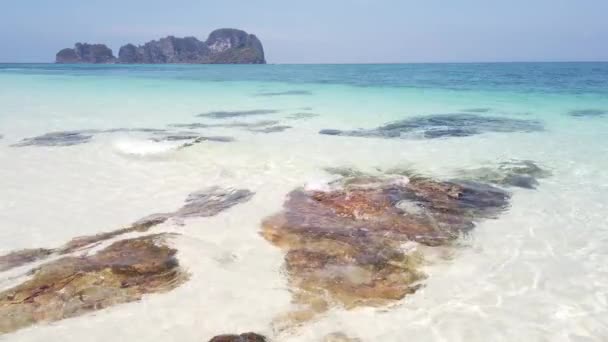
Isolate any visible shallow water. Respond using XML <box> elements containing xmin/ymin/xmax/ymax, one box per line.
<box><xmin>0</xmin><ymin>63</ymin><xmax>607</xmax><ymax>341</ymax></box>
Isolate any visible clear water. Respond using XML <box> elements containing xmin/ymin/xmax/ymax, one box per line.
<box><xmin>0</xmin><ymin>63</ymin><xmax>607</xmax><ymax>341</ymax></box>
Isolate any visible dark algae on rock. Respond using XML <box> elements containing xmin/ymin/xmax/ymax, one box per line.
<box><xmin>56</xmin><ymin>29</ymin><xmax>265</xmax><ymax>64</ymax></box>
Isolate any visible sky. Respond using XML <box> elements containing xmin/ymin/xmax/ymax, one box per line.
<box><xmin>0</xmin><ymin>0</ymin><xmax>607</xmax><ymax>63</ymax></box>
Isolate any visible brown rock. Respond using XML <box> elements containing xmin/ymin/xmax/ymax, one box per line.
<box><xmin>261</xmin><ymin>173</ymin><xmax>510</xmax><ymax>326</ymax></box>
<box><xmin>208</xmin><ymin>332</ymin><xmax>268</xmax><ymax>342</ymax></box>
<box><xmin>0</xmin><ymin>234</ymin><xmax>188</xmax><ymax>334</ymax></box>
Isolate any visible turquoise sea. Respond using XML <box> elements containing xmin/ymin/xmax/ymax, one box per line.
<box><xmin>0</xmin><ymin>63</ymin><xmax>607</xmax><ymax>341</ymax></box>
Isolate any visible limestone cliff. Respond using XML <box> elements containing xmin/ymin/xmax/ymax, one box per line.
<box><xmin>55</xmin><ymin>43</ymin><xmax>116</xmax><ymax>64</ymax></box>
<box><xmin>55</xmin><ymin>29</ymin><xmax>266</xmax><ymax>64</ymax></box>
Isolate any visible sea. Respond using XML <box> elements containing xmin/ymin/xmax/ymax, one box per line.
<box><xmin>0</xmin><ymin>63</ymin><xmax>607</xmax><ymax>341</ymax></box>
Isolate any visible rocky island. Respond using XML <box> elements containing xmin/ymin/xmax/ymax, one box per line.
<box><xmin>56</xmin><ymin>43</ymin><xmax>116</xmax><ymax>64</ymax></box>
<box><xmin>55</xmin><ymin>28</ymin><xmax>265</xmax><ymax>64</ymax></box>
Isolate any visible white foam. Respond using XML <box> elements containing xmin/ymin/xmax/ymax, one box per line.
<box><xmin>303</xmin><ymin>175</ymin><xmax>341</xmax><ymax>192</ymax></box>
<box><xmin>112</xmin><ymin>137</ymin><xmax>183</xmax><ymax>157</ymax></box>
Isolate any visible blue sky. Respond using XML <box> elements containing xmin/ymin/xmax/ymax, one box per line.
<box><xmin>1</xmin><ymin>0</ymin><xmax>607</xmax><ymax>63</ymax></box>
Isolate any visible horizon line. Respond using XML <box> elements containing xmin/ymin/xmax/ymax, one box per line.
<box><xmin>1</xmin><ymin>60</ymin><xmax>607</xmax><ymax>65</ymax></box>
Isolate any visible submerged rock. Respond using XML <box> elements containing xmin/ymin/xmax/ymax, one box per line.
<box><xmin>0</xmin><ymin>234</ymin><xmax>188</xmax><ymax>334</ymax></box>
<box><xmin>58</xmin><ymin>216</ymin><xmax>168</xmax><ymax>255</ymax></box>
<box><xmin>323</xmin><ymin>167</ymin><xmax>368</xmax><ymax>178</ymax></box>
<box><xmin>198</xmin><ymin>110</ymin><xmax>280</xmax><ymax>119</ymax></box>
<box><xmin>174</xmin><ymin>187</ymin><xmax>254</xmax><ymax>218</ymax></box>
<box><xmin>168</xmin><ymin>123</ymin><xmax>211</xmax><ymax>129</ymax></box>
<box><xmin>147</xmin><ymin>133</ymin><xmax>235</xmax><ymax>149</ymax></box>
<box><xmin>170</xmin><ymin>120</ymin><xmax>280</xmax><ymax>129</ymax></box>
<box><xmin>131</xmin><ymin>187</ymin><xmax>255</xmax><ymax>225</ymax></box>
<box><xmin>12</xmin><ymin>128</ymin><xmax>171</xmax><ymax>148</ymax></box>
<box><xmin>261</xmin><ymin>173</ymin><xmax>510</xmax><ymax>325</ymax></box>
<box><xmin>154</xmin><ymin>135</ymin><xmax>201</xmax><ymax>141</ymax></box>
<box><xmin>0</xmin><ymin>187</ymin><xmax>253</xmax><ymax>273</ymax></box>
<box><xmin>102</xmin><ymin>127</ymin><xmax>167</xmax><ymax>134</ymax></box>
<box><xmin>63</xmin><ymin>187</ymin><xmax>254</xmax><ymax>248</ymax></box>
<box><xmin>12</xmin><ymin>131</ymin><xmax>93</xmax><ymax>147</ymax></box>
<box><xmin>287</xmin><ymin>112</ymin><xmax>319</xmax><ymax>120</ymax></box>
<box><xmin>248</xmin><ymin>125</ymin><xmax>292</xmax><ymax>133</ymax></box>
<box><xmin>0</xmin><ymin>249</ymin><xmax>54</xmax><ymax>272</ymax></box>
<box><xmin>55</xmin><ymin>43</ymin><xmax>116</xmax><ymax>64</ymax></box>
<box><xmin>457</xmin><ymin>160</ymin><xmax>551</xmax><ymax>189</ymax></box>
<box><xmin>178</xmin><ymin>136</ymin><xmax>235</xmax><ymax>149</ymax></box>
<box><xmin>221</xmin><ymin>120</ymin><xmax>282</xmax><ymax>128</ymax></box>
<box><xmin>319</xmin><ymin>114</ymin><xmax>543</xmax><ymax>139</ymax></box>
<box><xmin>568</xmin><ymin>109</ymin><xmax>607</xmax><ymax>117</ymax></box>
<box><xmin>463</xmin><ymin>107</ymin><xmax>491</xmax><ymax>113</ymax></box>
<box><xmin>0</xmin><ymin>186</ymin><xmax>253</xmax><ymax>333</ymax></box>
<box><xmin>208</xmin><ymin>332</ymin><xmax>268</xmax><ymax>342</ymax></box>
<box><xmin>255</xmin><ymin>90</ymin><xmax>312</xmax><ymax>96</ymax></box>
<box><xmin>319</xmin><ymin>129</ymin><xmax>342</xmax><ymax>136</ymax></box>
<box><xmin>323</xmin><ymin>332</ymin><xmax>362</xmax><ymax>342</ymax></box>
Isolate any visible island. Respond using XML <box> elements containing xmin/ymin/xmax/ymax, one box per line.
<box><xmin>55</xmin><ymin>28</ymin><xmax>265</xmax><ymax>64</ymax></box>
<box><xmin>56</xmin><ymin>43</ymin><xmax>116</xmax><ymax>64</ymax></box>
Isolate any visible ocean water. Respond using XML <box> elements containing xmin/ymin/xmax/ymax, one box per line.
<box><xmin>0</xmin><ymin>63</ymin><xmax>607</xmax><ymax>341</ymax></box>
